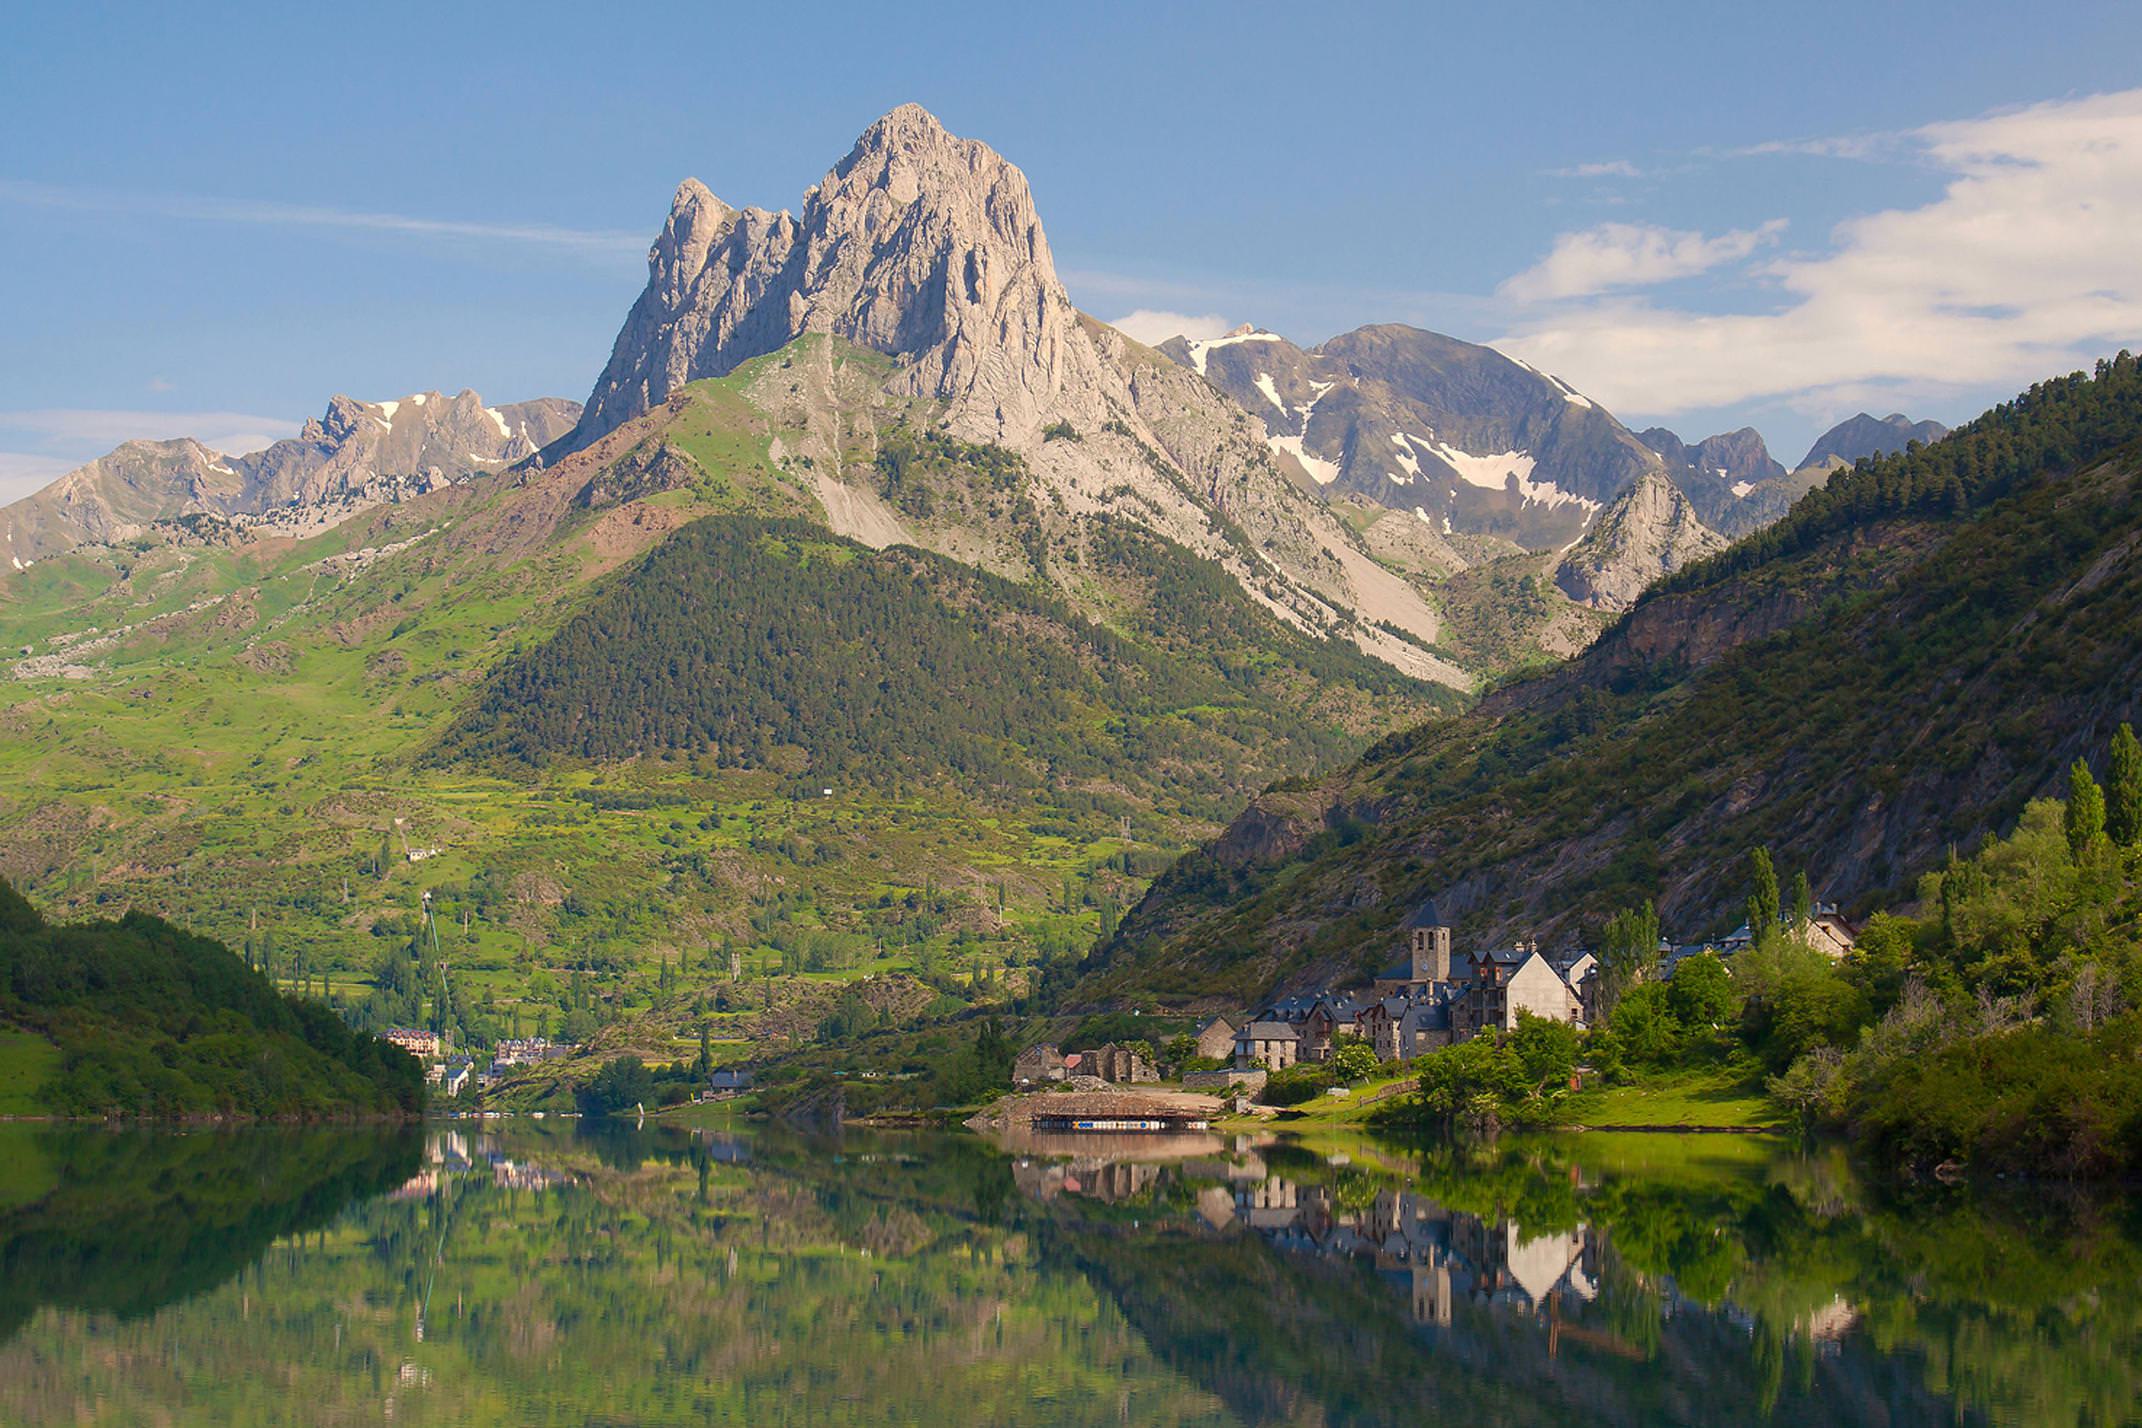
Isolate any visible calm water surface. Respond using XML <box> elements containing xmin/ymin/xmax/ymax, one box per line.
<box><xmin>0</xmin><ymin>1119</ymin><xmax>2136</xmax><ymax>1425</ymax></box>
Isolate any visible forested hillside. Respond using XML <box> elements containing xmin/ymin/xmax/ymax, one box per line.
<box><xmin>0</xmin><ymin>879</ymin><xmax>423</xmax><ymax>1119</ymax></box>
<box><xmin>1075</xmin><ymin>355</ymin><xmax>2142</xmax><ymax>1005</ymax></box>
<box><xmin>439</xmin><ymin>515</ymin><xmax>1446</xmax><ymax>820</ymax></box>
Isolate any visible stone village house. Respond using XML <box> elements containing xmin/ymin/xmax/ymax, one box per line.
<box><xmin>1236</xmin><ymin>925</ymin><xmax>1599</xmax><ymax>1071</ymax></box>
<box><xmin>1013</xmin><ymin>1041</ymin><xmax>1157</xmax><ymax>1086</ymax></box>
<box><xmin>1074</xmin><ymin>1043</ymin><xmax>1159</xmax><ymax>1084</ymax></box>
<box><xmin>1192</xmin><ymin>1015</ymin><xmax>1238</xmax><ymax>1062</ymax></box>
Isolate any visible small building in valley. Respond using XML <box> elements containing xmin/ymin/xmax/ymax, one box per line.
<box><xmin>1192</xmin><ymin>1015</ymin><xmax>1239</xmax><ymax>1062</ymax></box>
<box><xmin>1073</xmin><ymin>1043</ymin><xmax>1158</xmax><ymax>1084</ymax></box>
<box><xmin>385</xmin><ymin>1027</ymin><xmax>442</xmax><ymax>1060</ymax></box>
<box><xmin>1450</xmin><ymin>944</ymin><xmax>1592</xmax><ymax>1039</ymax></box>
<box><xmin>1014</xmin><ymin>1043</ymin><xmax>1068</xmax><ymax>1086</ymax></box>
<box><xmin>1234</xmin><ymin>1020</ymin><xmax>1303</xmax><ymax>1071</ymax></box>
<box><xmin>493</xmin><ymin>1037</ymin><xmax>569</xmax><ymax>1068</ymax></box>
<box><xmin>1803</xmin><ymin>906</ymin><xmax>1858</xmax><ymax>959</ymax></box>
<box><xmin>440</xmin><ymin>1058</ymin><xmax>474</xmax><ymax>1098</ymax></box>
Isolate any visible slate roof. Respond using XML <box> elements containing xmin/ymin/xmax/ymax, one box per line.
<box><xmin>1238</xmin><ymin>1021</ymin><xmax>1302</xmax><ymax>1041</ymax></box>
<box><xmin>1405</xmin><ymin>998</ymin><xmax>1452</xmax><ymax>1031</ymax></box>
<box><xmin>1318</xmin><ymin>992</ymin><xmax>1365</xmax><ymax>1021</ymax></box>
<box><xmin>1400</xmin><ymin>900</ymin><xmax>1443</xmax><ymax>930</ymax></box>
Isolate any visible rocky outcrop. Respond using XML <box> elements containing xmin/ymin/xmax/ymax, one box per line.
<box><xmin>1637</xmin><ymin>425</ymin><xmax>1783</xmax><ymax>487</ymax></box>
<box><xmin>244</xmin><ymin>390</ymin><xmax>579</xmax><ymax>513</ymax></box>
<box><xmin>1633</xmin><ymin>412</ymin><xmax>1947</xmax><ymax>541</ymax></box>
<box><xmin>1634</xmin><ymin>425</ymin><xmax>1789</xmax><ymax>534</ymax></box>
<box><xmin>1553</xmin><ymin>469</ymin><xmax>1727</xmax><ymax>610</ymax></box>
<box><xmin>0</xmin><ymin>391</ymin><xmax>580</xmax><ymax>568</ymax></box>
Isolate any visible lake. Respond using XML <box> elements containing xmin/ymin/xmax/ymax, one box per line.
<box><xmin>0</xmin><ymin>1119</ymin><xmax>2135</xmax><ymax>1425</ymax></box>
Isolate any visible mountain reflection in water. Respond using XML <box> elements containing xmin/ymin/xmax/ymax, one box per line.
<box><xmin>0</xmin><ymin>1121</ymin><xmax>2135</xmax><ymax>1426</ymax></box>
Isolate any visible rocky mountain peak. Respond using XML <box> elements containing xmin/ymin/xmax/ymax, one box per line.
<box><xmin>837</xmin><ymin>100</ymin><xmax>955</xmax><ymax>166</ymax></box>
<box><xmin>1691</xmin><ymin>428</ymin><xmax>1784</xmax><ymax>484</ymax></box>
<box><xmin>311</xmin><ymin>394</ymin><xmax>371</xmax><ymax>445</ymax></box>
<box><xmin>649</xmin><ymin>179</ymin><xmax>739</xmax><ymax>304</ymax></box>
<box><xmin>1797</xmin><ymin>412</ymin><xmax>1950</xmax><ymax>472</ymax></box>
<box><xmin>1163</xmin><ymin>321</ymin><xmax>1664</xmax><ymax>550</ymax></box>
<box><xmin>576</xmin><ymin>104</ymin><xmax>1088</xmax><ymax>446</ymax></box>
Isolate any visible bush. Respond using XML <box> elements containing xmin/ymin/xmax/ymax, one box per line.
<box><xmin>1604</xmin><ymin>983</ymin><xmax>1681</xmax><ymax>1066</ymax></box>
<box><xmin>1411</xmin><ymin>1036</ymin><xmax>1525</xmax><ymax>1125</ymax></box>
<box><xmin>1331</xmin><ymin>1042</ymin><xmax>1382</xmax><ymax>1084</ymax></box>
<box><xmin>1666</xmin><ymin>953</ymin><xmax>1734</xmax><ymax>1028</ymax></box>
<box><xmin>1260</xmin><ymin>1063</ymin><xmax>1337</xmax><ymax>1106</ymax></box>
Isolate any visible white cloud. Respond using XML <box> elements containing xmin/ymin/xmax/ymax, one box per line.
<box><xmin>1499</xmin><ymin>220</ymin><xmax>1785</xmax><ymax>302</ymax></box>
<box><xmin>0</xmin><ymin>408</ymin><xmax>302</xmax><ymax>462</ymax></box>
<box><xmin>1105</xmin><ymin>309</ymin><xmax>1236</xmax><ymax>345</ymax></box>
<box><xmin>0</xmin><ymin>179</ymin><xmax>647</xmax><ymax>261</ymax></box>
<box><xmin>0</xmin><ymin>453</ymin><xmax>74</xmax><ymax>505</ymax></box>
<box><xmin>1550</xmin><ymin>159</ymin><xmax>1643</xmax><ymax>178</ymax></box>
<box><xmin>1496</xmin><ymin>89</ymin><xmax>2142</xmax><ymax>418</ymax></box>
<box><xmin>1725</xmin><ymin>132</ymin><xmax>1899</xmax><ymax>162</ymax></box>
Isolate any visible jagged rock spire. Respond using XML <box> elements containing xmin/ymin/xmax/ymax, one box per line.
<box><xmin>575</xmin><ymin>103</ymin><xmax>1098</xmax><ymax>446</ymax></box>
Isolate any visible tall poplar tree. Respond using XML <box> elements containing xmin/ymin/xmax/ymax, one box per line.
<box><xmin>2106</xmin><ymin>723</ymin><xmax>2142</xmax><ymax>847</ymax></box>
<box><xmin>1746</xmin><ymin>848</ymin><xmax>1779</xmax><ymax>942</ymax></box>
<box><xmin>2067</xmin><ymin>759</ymin><xmax>2107</xmax><ymax>855</ymax></box>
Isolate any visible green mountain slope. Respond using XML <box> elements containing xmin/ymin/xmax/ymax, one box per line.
<box><xmin>0</xmin><ymin>335</ymin><xmax>1446</xmax><ymax>1058</ymax></box>
<box><xmin>0</xmin><ymin>879</ymin><xmax>422</xmax><ymax>1118</ymax></box>
<box><xmin>1077</xmin><ymin>355</ymin><xmax>2142</xmax><ymax>1005</ymax></box>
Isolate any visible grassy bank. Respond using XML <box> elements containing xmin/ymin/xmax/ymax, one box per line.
<box><xmin>1558</xmin><ymin>1061</ymin><xmax>1782</xmax><ymax>1131</ymax></box>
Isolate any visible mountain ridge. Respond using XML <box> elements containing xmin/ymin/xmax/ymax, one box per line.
<box><xmin>1156</xmin><ymin>322</ymin><xmax>1662</xmax><ymax>551</ymax></box>
<box><xmin>0</xmin><ymin>389</ymin><xmax>580</xmax><ymax>570</ymax></box>
<box><xmin>1797</xmin><ymin>411</ymin><xmax>1951</xmax><ymax>471</ymax></box>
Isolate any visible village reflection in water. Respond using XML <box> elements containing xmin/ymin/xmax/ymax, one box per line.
<box><xmin>1004</xmin><ymin>1132</ymin><xmax>1867</xmax><ymax>1359</ymax></box>
<box><xmin>0</xmin><ymin>1121</ymin><xmax>2135</xmax><ymax>1426</ymax></box>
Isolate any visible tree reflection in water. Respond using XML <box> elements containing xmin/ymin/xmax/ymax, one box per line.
<box><xmin>0</xmin><ymin>1122</ymin><xmax>2135</xmax><ymax>1426</ymax></box>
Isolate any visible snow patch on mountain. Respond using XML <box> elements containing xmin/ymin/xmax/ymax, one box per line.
<box><xmin>1422</xmin><ymin>439</ymin><xmax>1598</xmax><ymax>512</ymax></box>
<box><xmin>1269</xmin><ymin>433</ymin><xmax>1340</xmax><ymax>485</ymax></box>
<box><xmin>1425</xmin><ymin>439</ymin><xmax>1535</xmax><ymax>492</ymax></box>
<box><xmin>1185</xmin><ymin>328</ymin><xmax>1283</xmax><ymax>377</ymax></box>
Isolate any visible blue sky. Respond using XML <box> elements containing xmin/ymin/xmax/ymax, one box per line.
<box><xmin>4</xmin><ymin>0</ymin><xmax>2140</xmax><ymax>499</ymax></box>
